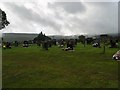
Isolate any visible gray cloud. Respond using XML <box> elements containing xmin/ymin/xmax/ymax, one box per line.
<box><xmin>4</xmin><ymin>2</ymin><xmax>62</xmax><ymax>33</ymax></box>
<box><xmin>0</xmin><ymin>2</ymin><xmax>118</xmax><ymax>35</ymax></box>
<box><xmin>48</xmin><ymin>2</ymin><xmax>86</xmax><ymax>14</ymax></box>
<box><xmin>48</xmin><ymin>2</ymin><xmax>118</xmax><ymax>35</ymax></box>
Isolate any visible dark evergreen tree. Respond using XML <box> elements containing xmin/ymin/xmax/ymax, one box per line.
<box><xmin>33</xmin><ymin>31</ymin><xmax>51</xmax><ymax>44</ymax></box>
<box><xmin>79</xmin><ymin>35</ymin><xmax>86</xmax><ymax>47</ymax></box>
<box><xmin>0</xmin><ymin>9</ymin><xmax>10</xmax><ymax>30</ymax></box>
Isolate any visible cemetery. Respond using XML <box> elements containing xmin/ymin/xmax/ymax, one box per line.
<box><xmin>2</xmin><ymin>33</ymin><xmax>120</xmax><ymax>88</ymax></box>
<box><xmin>0</xmin><ymin>3</ymin><xmax>119</xmax><ymax>88</ymax></box>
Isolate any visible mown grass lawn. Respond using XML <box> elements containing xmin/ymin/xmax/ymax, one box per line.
<box><xmin>2</xmin><ymin>43</ymin><xmax>119</xmax><ymax>88</ymax></box>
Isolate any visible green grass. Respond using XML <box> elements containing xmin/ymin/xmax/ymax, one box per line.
<box><xmin>2</xmin><ymin>43</ymin><xmax>119</xmax><ymax>88</ymax></box>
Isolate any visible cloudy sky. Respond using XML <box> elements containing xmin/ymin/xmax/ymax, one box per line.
<box><xmin>0</xmin><ymin>0</ymin><xmax>118</xmax><ymax>35</ymax></box>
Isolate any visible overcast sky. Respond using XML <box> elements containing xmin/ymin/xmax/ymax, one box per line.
<box><xmin>0</xmin><ymin>1</ymin><xmax>118</xmax><ymax>35</ymax></box>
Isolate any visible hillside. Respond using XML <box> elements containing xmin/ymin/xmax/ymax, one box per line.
<box><xmin>2</xmin><ymin>33</ymin><xmax>119</xmax><ymax>42</ymax></box>
<box><xmin>2</xmin><ymin>33</ymin><xmax>38</xmax><ymax>42</ymax></box>
<box><xmin>2</xmin><ymin>33</ymin><xmax>79</xmax><ymax>42</ymax></box>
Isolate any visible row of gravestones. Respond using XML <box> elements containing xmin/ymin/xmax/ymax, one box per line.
<box><xmin>2</xmin><ymin>41</ymin><xmax>27</xmax><ymax>49</ymax></box>
<box><xmin>2</xmin><ymin>39</ymin><xmax>120</xmax><ymax>61</ymax></box>
<box><xmin>37</xmin><ymin>39</ymin><xmax>78</xmax><ymax>50</ymax></box>
<box><xmin>2</xmin><ymin>40</ymin><xmax>57</xmax><ymax>50</ymax></box>
<box><xmin>2</xmin><ymin>39</ymin><xmax>78</xmax><ymax>50</ymax></box>
<box><xmin>2</xmin><ymin>39</ymin><xmax>119</xmax><ymax>50</ymax></box>
<box><xmin>92</xmin><ymin>39</ymin><xmax>119</xmax><ymax>48</ymax></box>
<box><xmin>82</xmin><ymin>38</ymin><xmax>119</xmax><ymax>48</ymax></box>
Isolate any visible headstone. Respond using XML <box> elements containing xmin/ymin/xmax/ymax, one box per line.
<box><xmin>23</xmin><ymin>41</ymin><xmax>29</xmax><ymax>47</ymax></box>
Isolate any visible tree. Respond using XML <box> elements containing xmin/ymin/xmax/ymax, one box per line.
<box><xmin>0</xmin><ymin>9</ymin><xmax>10</xmax><ymax>30</ymax></box>
<box><xmin>79</xmin><ymin>35</ymin><xmax>86</xmax><ymax>47</ymax></box>
<box><xmin>33</xmin><ymin>31</ymin><xmax>51</xmax><ymax>44</ymax></box>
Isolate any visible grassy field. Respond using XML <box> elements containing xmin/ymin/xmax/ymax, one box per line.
<box><xmin>2</xmin><ymin>43</ymin><xmax>119</xmax><ymax>88</ymax></box>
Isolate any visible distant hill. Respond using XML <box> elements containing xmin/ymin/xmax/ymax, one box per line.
<box><xmin>2</xmin><ymin>33</ymin><xmax>38</xmax><ymax>42</ymax></box>
<box><xmin>2</xmin><ymin>33</ymin><xmax>79</xmax><ymax>42</ymax></box>
<box><xmin>2</xmin><ymin>33</ymin><xmax>119</xmax><ymax>42</ymax></box>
